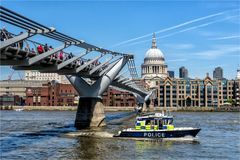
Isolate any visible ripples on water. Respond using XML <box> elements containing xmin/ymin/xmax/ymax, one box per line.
<box><xmin>0</xmin><ymin>111</ymin><xmax>239</xmax><ymax>160</ymax></box>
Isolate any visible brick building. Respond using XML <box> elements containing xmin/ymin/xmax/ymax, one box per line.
<box><xmin>26</xmin><ymin>81</ymin><xmax>78</xmax><ymax>106</ymax></box>
<box><xmin>102</xmin><ymin>88</ymin><xmax>136</xmax><ymax>107</ymax></box>
<box><xmin>26</xmin><ymin>81</ymin><xmax>136</xmax><ymax>107</ymax></box>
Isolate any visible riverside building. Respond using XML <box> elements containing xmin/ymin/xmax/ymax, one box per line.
<box><xmin>141</xmin><ymin>34</ymin><xmax>240</xmax><ymax>108</ymax></box>
<box><xmin>0</xmin><ymin>80</ymin><xmax>45</xmax><ymax>97</ymax></box>
<box><xmin>0</xmin><ymin>80</ymin><xmax>47</xmax><ymax>104</ymax></box>
<box><xmin>25</xmin><ymin>81</ymin><xmax>79</xmax><ymax>106</ymax></box>
<box><xmin>154</xmin><ymin>75</ymin><xmax>240</xmax><ymax>108</ymax></box>
<box><xmin>25</xmin><ymin>71</ymin><xmax>69</xmax><ymax>84</ymax></box>
<box><xmin>25</xmin><ymin>81</ymin><xmax>136</xmax><ymax>107</ymax></box>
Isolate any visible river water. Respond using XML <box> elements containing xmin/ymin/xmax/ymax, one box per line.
<box><xmin>0</xmin><ymin>111</ymin><xmax>239</xmax><ymax>160</ymax></box>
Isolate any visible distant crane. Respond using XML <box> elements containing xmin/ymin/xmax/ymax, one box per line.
<box><xmin>8</xmin><ymin>67</ymin><xmax>24</xmax><ymax>80</ymax></box>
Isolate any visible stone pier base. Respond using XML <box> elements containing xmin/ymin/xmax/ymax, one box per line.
<box><xmin>75</xmin><ymin>97</ymin><xmax>106</xmax><ymax>129</ymax></box>
<box><xmin>142</xmin><ymin>99</ymin><xmax>151</xmax><ymax>112</ymax></box>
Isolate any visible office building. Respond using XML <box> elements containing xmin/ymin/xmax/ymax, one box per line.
<box><xmin>179</xmin><ymin>66</ymin><xmax>188</xmax><ymax>79</ymax></box>
<box><xmin>168</xmin><ymin>71</ymin><xmax>174</xmax><ymax>78</ymax></box>
<box><xmin>213</xmin><ymin>67</ymin><xmax>223</xmax><ymax>79</ymax></box>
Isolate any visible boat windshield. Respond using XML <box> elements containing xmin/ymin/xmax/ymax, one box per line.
<box><xmin>135</xmin><ymin>115</ymin><xmax>174</xmax><ymax>130</ymax></box>
<box><xmin>159</xmin><ymin>118</ymin><xmax>173</xmax><ymax>129</ymax></box>
<box><xmin>162</xmin><ymin>118</ymin><xmax>173</xmax><ymax>125</ymax></box>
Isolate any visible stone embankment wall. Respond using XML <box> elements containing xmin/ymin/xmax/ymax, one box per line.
<box><xmin>0</xmin><ymin>106</ymin><xmax>135</xmax><ymax>111</ymax></box>
<box><xmin>154</xmin><ymin>106</ymin><xmax>240</xmax><ymax>112</ymax></box>
<box><xmin>0</xmin><ymin>106</ymin><xmax>77</xmax><ymax>111</ymax></box>
<box><xmin>0</xmin><ymin>105</ymin><xmax>239</xmax><ymax>112</ymax></box>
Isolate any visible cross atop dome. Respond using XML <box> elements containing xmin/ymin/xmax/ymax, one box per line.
<box><xmin>151</xmin><ymin>33</ymin><xmax>157</xmax><ymax>49</ymax></box>
<box><xmin>144</xmin><ymin>32</ymin><xmax>164</xmax><ymax>59</ymax></box>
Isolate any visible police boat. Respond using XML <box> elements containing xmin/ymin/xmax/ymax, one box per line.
<box><xmin>113</xmin><ymin>112</ymin><xmax>201</xmax><ymax>139</ymax></box>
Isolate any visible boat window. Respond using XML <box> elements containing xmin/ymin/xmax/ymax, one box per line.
<box><xmin>159</xmin><ymin>120</ymin><xmax>163</xmax><ymax>128</ymax></box>
<box><xmin>151</xmin><ymin>120</ymin><xmax>155</xmax><ymax>125</ymax></box>
<box><xmin>154</xmin><ymin>119</ymin><xmax>158</xmax><ymax>125</ymax></box>
<box><xmin>146</xmin><ymin>120</ymin><xmax>151</xmax><ymax>125</ymax></box>
<box><xmin>168</xmin><ymin>119</ymin><xmax>173</xmax><ymax>125</ymax></box>
<box><xmin>163</xmin><ymin>119</ymin><xmax>167</xmax><ymax>125</ymax></box>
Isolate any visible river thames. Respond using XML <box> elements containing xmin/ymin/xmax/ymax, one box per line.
<box><xmin>0</xmin><ymin>111</ymin><xmax>239</xmax><ymax>160</ymax></box>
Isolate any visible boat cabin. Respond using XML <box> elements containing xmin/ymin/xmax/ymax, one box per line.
<box><xmin>135</xmin><ymin>113</ymin><xmax>174</xmax><ymax>130</ymax></box>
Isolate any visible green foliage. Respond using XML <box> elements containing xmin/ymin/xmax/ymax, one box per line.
<box><xmin>226</xmin><ymin>98</ymin><xmax>237</xmax><ymax>106</ymax></box>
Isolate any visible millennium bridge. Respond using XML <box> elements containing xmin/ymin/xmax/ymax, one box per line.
<box><xmin>0</xmin><ymin>6</ymin><xmax>154</xmax><ymax>129</ymax></box>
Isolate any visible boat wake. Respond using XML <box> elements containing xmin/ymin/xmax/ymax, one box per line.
<box><xmin>64</xmin><ymin>131</ymin><xmax>199</xmax><ymax>143</ymax></box>
<box><xmin>160</xmin><ymin>136</ymin><xmax>199</xmax><ymax>142</ymax></box>
<box><xmin>64</xmin><ymin>131</ymin><xmax>114</xmax><ymax>138</ymax></box>
<box><xmin>115</xmin><ymin>136</ymin><xmax>200</xmax><ymax>143</ymax></box>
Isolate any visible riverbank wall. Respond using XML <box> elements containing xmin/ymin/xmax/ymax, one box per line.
<box><xmin>0</xmin><ymin>105</ymin><xmax>239</xmax><ymax>112</ymax></box>
<box><xmin>154</xmin><ymin>106</ymin><xmax>240</xmax><ymax>112</ymax></box>
<box><xmin>0</xmin><ymin>106</ymin><xmax>135</xmax><ymax>111</ymax></box>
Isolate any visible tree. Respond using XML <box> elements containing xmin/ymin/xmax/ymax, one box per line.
<box><xmin>226</xmin><ymin>98</ymin><xmax>236</xmax><ymax>106</ymax></box>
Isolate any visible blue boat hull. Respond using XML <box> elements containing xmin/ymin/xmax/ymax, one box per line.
<box><xmin>114</xmin><ymin>128</ymin><xmax>201</xmax><ymax>138</ymax></box>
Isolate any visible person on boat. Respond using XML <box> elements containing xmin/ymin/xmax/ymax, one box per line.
<box><xmin>159</xmin><ymin>119</ymin><xmax>163</xmax><ymax>129</ymax></box>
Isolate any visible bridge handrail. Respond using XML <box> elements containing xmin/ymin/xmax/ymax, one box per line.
<box><xmin>0</xmin><ymin>6</ymin><xmax>133</xmax><ymax>58</ymax></box>
<box><xmin>0</xmin><ymin>29</ymin><xmax>95</xmax><ymax>64</ymax></box>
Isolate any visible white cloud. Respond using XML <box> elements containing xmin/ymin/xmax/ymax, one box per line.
<box><xmin>197</xmin><ymin>30</ymin><xmax>219</xmax><ymax>37</ymax></box>
<box><xmin>209</xmin><ymin>35</ymin><xmax>240</xmax><ymax>40</ymax></box>
<box><xmin>168</xmin><ymin>58</ymin><xmax>187</xmax><ymax>62</ymax></box>
<box><xmin>164</xmin><ymin>43</ymin><xmax>195</xmax><ymax>49</ymax></box>
<box><xmin>159</xmin><ymin>15</ymin><xmax>239</xmax><ymax>39</ymax></box>
<box><xmin>112</xmin><ymin>10</ymin><xmax>227</xmax><ymax>47</ymax></box>
<box><xmin>116</xmin><ymin>15</ymin><xmax>239</xmax><ymax>48</ymax></box>
<box><xmin>194</xmin><ymin>45</ymin><xmax>240</xmax><ymax>59</ymax></box>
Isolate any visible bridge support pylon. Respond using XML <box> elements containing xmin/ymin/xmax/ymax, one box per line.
<box><xmin>67</xmin><ymin>57</ymin><xmax>129</xmax><ymax>129</ymax></box>
<box><xmin>75</xmin><ymin>97</ymin><xmax>105</xmax><ymax>129</ymax></box>
<box><xmin>135</xmin><ymin>89</ymin><xmax>155</xmax><ymax>113</ymax></box>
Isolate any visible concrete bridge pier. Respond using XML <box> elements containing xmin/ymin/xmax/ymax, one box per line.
<box><xmin>142</xmin><ymin>99</ymin><xmax>151</xmax><ymax>112</ymax></box>
<box><xmin>67</xmin><ymin>57</ymin><xmax>129</xmax><ymax>129</ymax></box>
<box><xmin>138</xmin><ymin>89</ymin><xmax>156</xmax><ymax>112</ymax></box>
<box><xmin>75</xmin><ymin>97</ymin><xmax>106</xmax><ymax>129</ymax></box>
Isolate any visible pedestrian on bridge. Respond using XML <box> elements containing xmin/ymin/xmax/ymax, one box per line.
<box><xmin>44</xmin><ymin>43</ymin><xmax>49</xmax><ymax>52</ymax></box>
<box><xmin>59</xmin><ymin>50</ymin><xmax>63</xmax><ymax>60</ymax></box>
<box><xmin>37</xmin><ymin>45</ymin><xmax>44</xmax><ymax>54</ymax></box>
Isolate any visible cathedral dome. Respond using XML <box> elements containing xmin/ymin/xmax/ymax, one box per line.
<box><xmin>145</xmin><ymin>48</ymin><xmax>164</xmax><ymax>59</ymax></box>
<box><xmin>144</xmin><ymin>33</ymin><xmax>164</xmax><ymax>60</ymax></box>
<box><xmin>141</xmin><ymin>33</ymin><xmax>168</xmax><ymax>81</ymax></box>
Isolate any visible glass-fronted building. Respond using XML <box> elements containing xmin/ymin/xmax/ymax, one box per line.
<box><xmin>151</xmin><ymin>76</ymin><xmax>240</xmax><ymax>108</ymax></box>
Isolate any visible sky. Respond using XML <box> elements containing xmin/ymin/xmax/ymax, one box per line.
<box><xmin>0</xmin><ymin>0</ymin><xmax>240</xmax><ymax>80</ymax></box>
